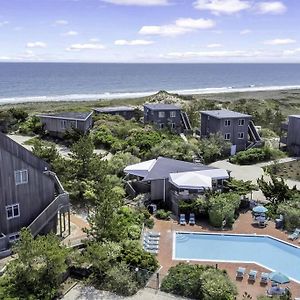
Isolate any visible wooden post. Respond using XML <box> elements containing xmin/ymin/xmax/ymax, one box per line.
<box><xmin>68</xmin><ymin>210</ymin><xmax>71</xmax><ymax>236</ymax></box>
<box><xmin>63</xmin><ymin>212</ymin><xmax>66</xmax><ymax>232</ymax></box>
<box><xmin>59</xmin><ymin>212</ymin><xmax>62</xmax><ymax>237</ymax></box>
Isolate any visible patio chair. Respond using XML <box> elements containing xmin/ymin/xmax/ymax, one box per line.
<box><xmin>288</xmin><ymin>228</ymin><xmax>300</xmax><ymax>240</ymax></box>
<box><xmin>189</xmin><ymin>213</ymin><xmax>195</xmax><ymax>225</ymax></box>
<box><xmin>260</xmin><ymin>272</ymin><xmax>269</xmax><ymax>284</ymax></box>
<box><xmin>248</xmin><ymin>270</ymin><xmax>257</xmax><ymax>281</ymax></box>
<box><xmin>179</xmin><ymin>214</ymin><xmax>186</xmax><ymax>225</ymax></box>
<box><xmin>236</xmin><ymin>267</ymin><xmax>246</xmax><ymax>279</ymax></box>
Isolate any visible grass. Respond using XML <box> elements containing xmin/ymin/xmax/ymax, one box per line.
<box><xmin>268</xmin><ymin>160</ymin><xmax>300</xmax><ymax>181</ymax></box>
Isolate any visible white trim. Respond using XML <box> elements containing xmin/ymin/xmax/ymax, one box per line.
<box><xmin>14</xmin><ymin>169</ymin><xmax>28</xmax><ymax>185</ymax></box>
<box><xmin>170</xmin><ymin>111</ymin><xmax>176</xmax><ymax>118</ymax></box>
<box><xmin>224</xmin><ymin>119</ymin><xmax>231</xmax><ymax>126</ymax></box>
<box><xmin>238</xmin><ymin>119</ymin><xmax>245</xmax><ymax>126</ymax></box>
<box><xmin>224</xmin><ymin>133</ymin><xmax>231</xmax><ymax>140</ymax></box>
<box><xmin>158</xmin><ymin>111</ymin><xmax>165</xmax><ymax>118</ymax></box>
<box><xmin>36</xmin><ymin>111</ymin><xmax>93</xmax><ymax>122</ymax></box>
<box><xmin>238</xmin><ymin>132</ymin><xmax>245</xmax><ymax>139</ymax></box>
<box><xmin>6</xmin><ymin>204</ymin><xmax>20</xmax><ymax>220</ymax></box>
<box><xmin>172</xmin><ymin>231</ymin><xmax>300</xmax><ymax>284</ymax></box>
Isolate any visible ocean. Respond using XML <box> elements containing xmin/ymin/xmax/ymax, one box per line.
<box><xmin>1</xmin><ymin>63</ymin><xmax>300</xmax><ymax>104</ymax></box>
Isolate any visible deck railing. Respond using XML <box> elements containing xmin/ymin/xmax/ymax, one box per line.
<box><xmin>0</xmin><ymin>234</ymin><xmax>8</xmax><ymax>252</ymax></box>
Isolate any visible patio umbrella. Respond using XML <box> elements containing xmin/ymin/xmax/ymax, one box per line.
<box><xmin>252</xmin><ymin>205</ymin><xmax>268</xmax><ymax>214</ymax></box>
<box><xmin>269</xmin><ymin>272</ymin><xmax>290</xmax><ymax>284</ymax></box>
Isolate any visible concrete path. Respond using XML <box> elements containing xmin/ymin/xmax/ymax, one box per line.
<box><xmin>63</xmin><ymin>285</ymin><xmax>185</xmax><ymax>300</ymax></box>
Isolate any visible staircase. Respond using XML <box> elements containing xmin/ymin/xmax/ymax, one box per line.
<box><xmin>247</xmin><ymin>120</ymin><xmax>263</xmax><ymax>150</ymax></box>
<box><xmin>181</xmin><ymin>112</ymin><xmax>192</xmax><ymax>131</ymax></box>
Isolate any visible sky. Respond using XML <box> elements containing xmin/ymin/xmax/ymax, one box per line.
<box><xmin>0</xmin><ymin>0</ymin><xmax>300</xmax><ymax>63</ymax></box>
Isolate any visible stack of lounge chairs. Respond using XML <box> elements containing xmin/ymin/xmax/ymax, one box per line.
<box><xmin>288</xmin><ymin>228</ymin><xmax>300</xmax><ymax>241</ymax></box>
<box><xmin>236</xmin><ymin>267</ymin><xmax>270</xmax><ymax>284</ymax></box>
<box><xmin>143</xmin><ymin>231</ymin><xmax>160</xmax><ymax>255</ymax></box>
<box><xmin>179</xmin><ymin>213</ymin><xmax>196</xmax><ymax>226</ymax></box>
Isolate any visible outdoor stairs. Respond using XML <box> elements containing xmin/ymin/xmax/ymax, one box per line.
<box><xmin>125</xmin><ymin>181</ymin><xmax>137</xmax><ymax>197</ymax></box>
<box><xmin>247</xmin><ymin>120</ymin><xmax>263</xmax><ymax>150</ymax></box>
<box><xmin>181</xmin><ymin>112</ymin><xmax>192</xmax><ymax>131</ymax></box>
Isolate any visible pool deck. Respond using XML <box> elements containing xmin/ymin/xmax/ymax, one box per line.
<box><xmin>153</xmin><ymin>211</ymin><xmax>300</xmax><ymax>300</ymax></box>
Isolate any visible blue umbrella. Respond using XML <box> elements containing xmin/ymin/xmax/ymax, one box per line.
<box><xmin>252</xmin><ymin>205</ymin><xmax>268</xmax><ymax>214</ymax></box>
<box><xmin>269</xmin><ymin>272</ymin><xmax>290</xmax><ymax>284</ymax></box>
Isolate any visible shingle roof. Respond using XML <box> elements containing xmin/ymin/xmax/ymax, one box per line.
<box><xmin>144</xmin><ymin>103</ymin><xmax>181</xmax><ymax>111</ymax></box>
<box><xmin>289</xmin><ymin>115</ymin><xmax>300</xmax><ymax>119</ymax></box>
<box><xmin>94</xmin><ymin>106</ymin><xmax>135</xmax><ymax>113</ymax></box>
<box><xmin>143</xmin><ymin>157</ymin><xmax>215</xmax><ymax>181</ymax></box>
<box><xmin>36</xmin><ymin>111</ymin><xmax>93</xmax><ymax>121</ymax></box>
<box><xmin>201</xmin><ymin>109</ymin><xmax>251</xmax><ymax>119</ymax></box>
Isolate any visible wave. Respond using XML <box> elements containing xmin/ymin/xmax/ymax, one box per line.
<box><xmin>1</xmin><ymin>84</ymin><xmax>300</xmax><ymax>104</ymax></box>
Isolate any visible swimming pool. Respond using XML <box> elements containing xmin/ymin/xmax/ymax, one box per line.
<box><xmin>174</xmin><ymin>232</ymin><xmax>300</xmax><ymax>283</ymax></box>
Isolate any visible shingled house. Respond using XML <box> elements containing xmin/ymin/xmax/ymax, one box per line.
<box><xmin>93</xmin><ymin>106</ymin><xmax>136</xmax><ymax>120</ymax></box>
<box><xmin>0</xmin><ymin>132</ymin><xmax>70</xmax><ymax>257</ymax></box>
<box><xmin>280</xmin><ymin>115</ymin><xmax>300</xmax><ymax>156</ymax></box>
<box><xmin>36</xmin><ymin>112</ymin><xmax>93</xmax><ymax>137</ymax></box>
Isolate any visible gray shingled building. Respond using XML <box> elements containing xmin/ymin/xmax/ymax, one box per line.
<box><xmin>93</xmin><ymin>106</ymin><xmax>136</xmax><ymax>120</ymax></box>
<box><xmin>200</xmin><ymin>109</ymin><xmax>262</xmax><ymax>154</ymax></box>
<box><xmin>280</xmin><ymin>115</ymin><xmax>300</xmax><ymax>156</ymax></box>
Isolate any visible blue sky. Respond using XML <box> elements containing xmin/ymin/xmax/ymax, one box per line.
<box><xmin>0</xmin><ymin>0</ymin><xmax>299</xmax><ymax>62</ymax></box>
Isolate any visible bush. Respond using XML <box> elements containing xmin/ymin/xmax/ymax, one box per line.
<box><xmin>18</xmin><ymin>116</ymin><xmax>44</xmax><ymax>135</ymax></box>
<box><xmin>155</xmin><ymin>209</ymin><xmax>171</xmax><ymax>220</ymax></box>
<box><xmin>161</xmin><ymin>263</ymin><xmax>237</xmax><ymax>300</ymax></box>
<box><xmin>278</xmin><ymin>196</ymin><xmax>300</xmax><ymax>231</ymax></box>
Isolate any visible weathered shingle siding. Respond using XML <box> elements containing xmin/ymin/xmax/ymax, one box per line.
<box><xmin>0</xmin><ymin>146</ymin><xmax>55</xmax><ymax>236</ymax></box>
<box><xmin>287</xmin><ymin>116</ymin><xmax>300</xmax><ymax>155</ymax></box>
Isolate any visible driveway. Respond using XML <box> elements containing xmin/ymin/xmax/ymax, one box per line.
<box><xmin>63</xmin><ymin>284</ymin><xmax>185</xmax><ymax>300</ymax></box>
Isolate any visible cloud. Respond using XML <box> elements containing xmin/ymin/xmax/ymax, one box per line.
<box><xmin>283</xmin><ymin>48</ymin><xmax>300</xmax><ymax>56</ymax></box>
<box><xmin>139</xmin><ymin>17</ymin><xmax>215</xmax><ymax>37</ymax></box>
<box><xmin>90</xmin><ymin>38</ymin><xmax>99</xmax><ymax>42</ymax></box>
<box><xmin>63</xmin><ymin>30</ymin><xmax>79</xmax><ymax>36</ymax></box>
<box><xmin>114</xmin><ymin>39</ymin><xmax>154</xmax><ymax>45</ymax></box>
<box><xmin>0</xmin><ymin>21</ymin><xmax>9</xmax><ymax>27</ymax></box>
<box><xmin>207</xmin><ymin>43</ymin><xmax>222</xmax><ymax>48</ymax></box>
<box><xmin>240</xmin><ymin>29</ymin><xmax>252</xmax><ymax>35</ymax></box>
<box><xmin>193</xmin><ymin>0</ymin><xmax>250</xmax><ymax>15</ymax></box>
<box><xmin>55</xmin><ymin>20</ymin><xmax>68</xmax><ymax>25</ymax></box>
<box><xmin>264</xmin><ymin>38</ymin><xmax>296</xmax><ymax>45</ymax></box>
<box><xmin>256</xmin><ymin>1</ymin><xmax>286</xmax><ymax>14</ymax></box>
<box><xmin>66</xmin><ymin>43</ymin><xmax>106</xmax><ymax>51</ymax></box>
<box><xmin>26</xmin><ymin>41</ymin><xmax>47</xmax><ymax>48</ymax></box>
<box><xmin>101</xmin><ymin>0</ymin><xmax>169</xmax><ymax>6</ymax></box>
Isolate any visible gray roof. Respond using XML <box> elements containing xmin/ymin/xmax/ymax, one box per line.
<box><xmin>144</xmin><ymin>103</ymin><xmax>181</xmax><ymax>111</ymax></box>
<box><xmin>143</xmin><ymin>157</ymin><xmax>215</xmax><ymax>181</ymax></box>
<box><xmin>36</xmin><ymin>111</ymin><xmax>93</xmax><ymax>121</ymax></box>
<box><xmin>289</xmin><ymin>115</ymin><xmax>300</xmax><ymax>119</ymax></box>
<box><xmin>201</xmin><ymin>109</ymin><xmax>251</xmax><ymax>119</ymax></box>
<box><xmin>94</xmin><ymin>106</ymin><xmax>135</xmax><ymax>113</ymax></box>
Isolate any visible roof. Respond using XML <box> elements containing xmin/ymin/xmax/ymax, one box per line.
<box><xmin>144</xmin><ymin>103</ymin><xmax>181</xmax><ymax>111</ymax></box>
<box><xmin>36</xmin><ymin>111</ymin><xmax>93</xmax><ymax>121</ymax></box>
<box><xmin>0</xmin><ymin>132</ymin><xmax>50</xmax><ymax>172</ymax></box>
<box><xmin>289</xmin><ymin>115</ymin><xmax>300</xmax><ymax>119</ymax></box>
<box><xmin>201</xmin><ymin>109</ymin><xmax>251</xmax><ymax>119</ymax></box>
<box><xmin>94</xmin><ymin>106</ymin><xmax>135</xmax><ymax>113</ymax></box>
<box><xmin>124</xmin><ymin>157</ymin><xmax>216</xmax><ymax>181</ymax></box>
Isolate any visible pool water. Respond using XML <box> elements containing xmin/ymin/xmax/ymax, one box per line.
<box><xmin>174</xmin><ymin>232</ymin><xmax>300</xmax><ymax>282</ymax></box>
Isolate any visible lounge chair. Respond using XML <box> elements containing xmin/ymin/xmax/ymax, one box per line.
<box><xmin>236</xmin><ymin>267</ymin><xmax>246</xmax><ymax>279</ymax></box>
<box><xmin>288</xmin><ymin>228</ymin><xmax>300</xmax><ymax>240</ymax></box>
<box><xmin>145</xmin><ymin>248</ymin><xmax>158</xmax><ymax>255</ymax></box>
<box><xmin>179</xmin><ymin>214</ymin><xmax>186</xmax><ymax>225</ymax></box>
<box><xmin>143</xmin><ymin>238</ymin><xmax>159</xmax><ymax>245</ymax></box>
<box><xmin>143</xmin><ymin>243</ymin><xmax>159</xmax><ymax>250</ymax></box>
<box><xmin>189</xmin><ymin>213</ymin><xmax>195</xmax><ymax>225</ymax></box>
<box><xmin>146</xmin><ymin>231</ymin><xmax>161</xmax><ymax>237</ymax></box>
<box><xmin>260</xmin><ymin>272</ymin><xmax>269</xmax><ymax>284</ymax></box>
<box><xmin>248</xmin><ymin>270</ymin><xmax>257</xmax><ymax>281</ymax></box>
<box><xmin>144</xmin><ymin>234</ymin><xmax>160</xmax><ymax>241</ymax></box>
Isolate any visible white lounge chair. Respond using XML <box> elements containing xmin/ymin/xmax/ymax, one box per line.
<box><xmin>146</xmin><ymin>231</ymin><xmax>161</xmax><ymax>237</ymax></box>
<box><xmin>248</xmin><ymin>270</ymin><xmax>257</xmax><ymax>281</ymax></box>
<box><xmin>288</xmin><ymin>228</ymin><xmax>300</xmax><ymax>240</ymax></box>
<box><xmin>236</xmin><ymin>267</ymin><xmax>246</xmax><ymax>279</ymax></box>
<box><xmin>179</xmin><ymin>214</ymin><xmax>186</xmax><ymax>225</ymax></box>
<box><xmin>260</xmin><ymin>272</ymin><xmax>269</xmax><ymax>284</ymax></box>
<box><xmin>143</xmin><ymin>238</ymin><xmax>159</xmax><ymax>245</ymax></box>
<box><xmin>143</xmin><ymin>243</ymin><xmax>159</xmax><ymax>250</ymax></box>
<box><xmin>189</xmin><ymin>213</ymin><xmax>195</xmax><ymax>225</ymax></box>
<box><xmin>145</xmin><ymin>248</ymin><xmax>158</xmax><ymax>255</ymax></box>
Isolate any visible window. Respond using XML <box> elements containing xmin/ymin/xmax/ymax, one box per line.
<box><xmin>15</xmin><ymin>170</ymin><xmax>28</xmax><ymax>185</ymax></box>
<box><xmin>238</xmin><ymin>132</ymin><xmax>245</xmax><ymax>139</ymax></box>
<box><xmin>70</xmin><ymin>120</ymin><xmax>77</xmax><ymax>128</ymax></box>
<box><xmin>224</xmin><ymin>120</ymin><xmax>231</xmax><ymax>126</ymax></box>
<box><xmin>158</xmin><ymin>111</ymin><xmax>165</xmax><ymax>118</ymax></box>
<box><xmin>224</xmin><ymin>133</ymin><xmax>231</xmax><ymax>140</ymax></box>
<box><xmin>170</xmin><ymin>111</ymin><xmax>176</xmax><ymax>118</ymax></box>
<box><xmin>6</xmin><ymin>204</ymin><xmax>20</xmax><ymax>220</ymax></box>
<box><xmin>159</xmin><ymin>123</ymin><xmax>164</xmax><ymax>129</ymax></box>
<box><xmin>8</xmin><ymin>233</ymin><xmax>20</xmax><ymax>243</ymax></box>
<box><xmin>238</xmin><ymin>119</ymin><xmax>245</xmax><ymax>126</ymax></box>
<box><xmin>60</xmin><ymin>120</ymin><xmax>67</xmax><ymax>129</ymax></box>
<box><xmin>171</xmin><ymin>123</ymin><xmax>176</xmax><ymax>129</ymax></box>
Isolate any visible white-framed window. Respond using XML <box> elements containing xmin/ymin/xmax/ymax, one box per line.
<box><xmin>15</xmin><ymin>170</ymin><xmax>28</xmax><ymax>185</ymax></box>
<box><xmin>6</xmin><ymin>204</ymin><xmax>20</xmax><ymax>220</ymax></box>
<box><xmin>238</xmin><ymin>132</ymin><xmax>245</xmax><ymax>139</ymax></box>
<box><xmin>224</xmin><ymin>133</ymin><xmax>231</xmax><ymax>140</ymax></box>
<box><xmin>224</xmin><ymin>120</ymin><xmax>231</xmax><ymax>126</ymax></box>
<box><xmin>159</xmin><ymin>123</ymin><xmax>164</xmax><ymax>129</ymax></box>
<box><xmin>70</xmin><ymin>120</ymin><xmax>77</xmax><ymax>128</ymax></box>
<box><xmin>158</xmin><ymin>111</ymin><xmax>165</xmax><ymax>118</ymax></box>
<box><xmin>238</xmin><ymin>119</ymin><xmax>245</xmax><ymax>126</ymax></box>
<box><xmin>171</xmin><ymin>123</ymin><xmax>176</xmax><ymax>129</ymax></box>
<box><xmin>8</xmin><ymin>232</ymin><xmax>20</xmax><ymax>243</ymax></box>
<box><xmin>60</xmin><ymin>120</ymin><xmax>67</xmax><ymax>129</ymax></box>
<box><xmin>170</xmin><ymin>111</ymin><xmax>176</xmax><ymax>118</ymax></box>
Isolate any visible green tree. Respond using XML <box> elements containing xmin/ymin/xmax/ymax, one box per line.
<box><xmin>0</xmin><ymin>229</ymin><xmax>69</xmax><ymax>300</ymax></box>
<box><xmin>224</xmin><ymin>178</ymin><xmax>258</xmax><ymax>196</ymax></box>
<box><xmin>32</xmin><ymin>139</ymin><xmax>60</xmax><ymax>165</ymax></box>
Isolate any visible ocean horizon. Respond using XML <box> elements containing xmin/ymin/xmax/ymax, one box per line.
<box><xmin>1</xmin><ymin>62</ymin><xmax>300</xmax><ymax>104</ymax></box>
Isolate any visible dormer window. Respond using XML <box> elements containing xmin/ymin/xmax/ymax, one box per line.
<box><xmin>224</xmin><ymin>120</ymin><xmax>231</xmax><ymax>126</ymax></box>
<box><xmin>238</xmin><ymin>119</ymin><xmax>245</xmax><ymax>126</ymax></box>
<box><xmin>15</xmin><ymin>170</ymin><xmax>28</xmax><ymax>185</ymax></box>
<box><xmin>158</xmin><ymin>111</ymin><xmax>165</xmax><ymax>118</ymax></box>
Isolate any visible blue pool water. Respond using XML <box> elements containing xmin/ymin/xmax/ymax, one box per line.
<box><xmin>175</xmin><ymin>232</ymin><xmax>300</xmax><ymax>282</ymax></box>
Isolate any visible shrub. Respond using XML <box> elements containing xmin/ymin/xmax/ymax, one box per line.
<box><xmin>155</xmin><ymin>209</ymin><xmax>171</xmax><ymax>220</ymax></box>
<box><xmin>161</xmin><ymin>263</ymin><xmax>237</xmax><ymax>300</ymax></box>
<box><xmin>18</xmin><ymin>116</ymin><xmax>44</xmax><ymax>135</ymax></box>
<box><xmin>277</xmin><ymin>196</ymin><xmax>300</xmax><ymax>231</ymax></box>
